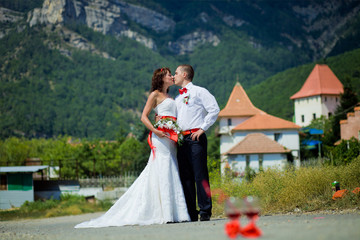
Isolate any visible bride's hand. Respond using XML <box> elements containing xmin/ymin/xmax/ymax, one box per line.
<box><xmin>154</xmin><ymin>129</ymin><xmax>167</xmax><ymax>138</ymax></box>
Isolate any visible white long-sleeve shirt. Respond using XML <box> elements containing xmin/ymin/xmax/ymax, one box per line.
<box><xmin>175</xmin><ymin>82</ymin><xmax>220</xmax><ymax>131</ymax></box>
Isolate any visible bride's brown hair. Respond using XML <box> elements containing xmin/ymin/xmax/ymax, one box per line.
<box><xmin>151</xmin><ymin>67</ymin><xmax>171</xmax><ymax>93</ymax></box>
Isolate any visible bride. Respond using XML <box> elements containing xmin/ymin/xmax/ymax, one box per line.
<box><xmin>75</xmin><ymin>67</ymin><xmax>190</xmax><ymax>228</ymax></box>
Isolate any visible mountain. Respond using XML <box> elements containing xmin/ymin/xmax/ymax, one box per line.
<box><xmin>247</xmin><ymin>48</ymin><xmax>360</xmax><ymax>121</ymax></box>
<box><xmin>0</xmin><ymin>0</ymin><xmax>360</xmax><ymax>139</ymax></box>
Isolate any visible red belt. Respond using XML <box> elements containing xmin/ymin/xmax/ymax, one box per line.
<box><xmin>181</xmin><ymin>128</ymin><xmax>200</xmax><ymax>136</ymax></box>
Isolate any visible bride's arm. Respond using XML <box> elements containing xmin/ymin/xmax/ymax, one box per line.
<box><xmin>141</xmin><ymin>91</ymin><xmax>167</xmax><ymax>138</ymax></box>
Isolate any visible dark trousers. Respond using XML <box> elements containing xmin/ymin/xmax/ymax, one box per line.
<box><xmin>177</xmin><ymin>133</ymin><xmax>212</xmax><ymax>221</ymax></box>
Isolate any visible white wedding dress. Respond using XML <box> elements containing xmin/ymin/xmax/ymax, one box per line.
<box><xmin>75</xmin><ymin>98</ymin><xmax>190</xmax><ymax>228</ymax></box>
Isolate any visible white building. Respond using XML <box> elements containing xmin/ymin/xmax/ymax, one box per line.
<box><xmin>290</xmin><ymin>64</ymin><xmax>343</xmax><ymax>127</ymax></box>
<box><xmin>219</xmin><ymin>83</ymin><xmax>301</xmax><ymax>175</ymax></box>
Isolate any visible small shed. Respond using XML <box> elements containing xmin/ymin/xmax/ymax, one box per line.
<box><xmin>0</xmin><ymin>165</ymin><xmax>49</xmax><ymax>209</ymax></box>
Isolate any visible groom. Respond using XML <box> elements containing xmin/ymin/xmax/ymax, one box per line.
<box><xmin>173</xmin><ymin>64</ymin><xmax>220</xmax><ymax>221</ymax></box>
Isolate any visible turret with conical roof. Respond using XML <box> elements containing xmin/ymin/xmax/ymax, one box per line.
<box><xmin>290</xmin><ymin>64</ymin><xmax>343</xmax><ymax>126</ymax></box>
<box><xmin>218</xmin><ymin>82</ymin><xmax>264</xmax><ymax>118</ymax></box>
<box><xmin>290</xmin><ymin>64</ymin><xmax>343</xmax><ymax>100</ymax></box>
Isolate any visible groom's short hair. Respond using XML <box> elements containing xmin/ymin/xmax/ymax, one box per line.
<box><xmin>179</xmin><ymin>64</ymin><xmax>194</xmax><ymax>81</ymax></box>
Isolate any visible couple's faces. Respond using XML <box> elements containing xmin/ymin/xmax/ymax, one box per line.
<box><xmin>173</xmin><ymin>67</ymin><xmax>183</xmax><ymax>86</ymax></box>
<box><xmin>163</xmin><ymin>71</ymin><xmax>174</xmax><ymax>86</ymax></box>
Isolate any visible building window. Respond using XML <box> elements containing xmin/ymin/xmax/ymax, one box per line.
<box><xmin>328</xmin><ymin>112</ymin><xmax>332</xmax><ymax>117</ymax></box>
<box><xmin>274</xmin><ymin>133</ymin><xmax>282</xmax><ymax>142</ymax></box>
<box><xmin>0</xmin><ymin>174</ymin><xmax>7</xmax><ymax>190</ymax></box>
<box><xmin>227</xmin><ymin>118</ymin><xmax>232</xmax><ymax>126</ymax></box>
<box><xmin>336</xmin><ymin>97</ymin><xmax>338</xmax><ymax>102</ymax></box>
<box><xmin>246</xmin><ymin>155</ymin><xmax>250</xmax><ymax>169</ymax></box>
<box><xmin>301</xmin><ymin>115</ymin><xmax>305</xmax><ymax>123</ymax></box>
<box><xmin>325</xmin><ymin>97</ymin><xmax>327</xmax><ymax>102</ymax></box>
<box><xmin>313</xmin><ymin>113</ymin><xmax>316</xmax><ymax>120</ymax></box>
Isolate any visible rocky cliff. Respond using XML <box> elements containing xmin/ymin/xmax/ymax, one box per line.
<box><xmin>27</xmin><ymin>0</ymin><xmax>219</xmax><ymax>54</ymax></box>
<box><xmin>24</xmin><ymin>0</ymin><xmax>360</xmax><ymax>59</ymax></box>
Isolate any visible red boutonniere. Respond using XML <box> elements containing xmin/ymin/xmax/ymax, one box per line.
<box><xmin>183</xmin><ymin>95</ymin><xmax>190</xmax><ymax>104</ymax></box>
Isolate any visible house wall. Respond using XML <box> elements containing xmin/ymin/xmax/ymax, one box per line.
<box><xmin>220</xmin><ymin>131</ymin><xmax>248</xmax><ymax>155</ymax></box>
<box><xmin>321</xmin><ymin>95</ymin><xmax>340</xmax><ymax>117</ymax></box>
<box><xmin>294</xmin><ymin>96</ymin><xmax>322</xmax><ymax>126</ymax></box>
<box><xmin>0</xmin><ymin>173</ymin><xmax>34</xmax><ymax>209</ymax></box>
<box><xmin>218</xmin><ymin>117</ymin><xmax>249</xmax><ymax>134</ymax></box>
<box><xmin>0</xmin><ymin>191</ymin><xmax>34</xmax><ymax>209</ymax></box>
<box><xmin>294</xmin><ymin>95</ymin><xmax>340</xmax><ymax>127</ymax></box>
<box><xmin>222</xmin><ymin>153</ymin><xmax>287</xmax><ymax>174</ymax></box>
<box><xmin>340</xmin><ymin>108</ymin><xmax>360</xmax><ymax>140</ymax></box>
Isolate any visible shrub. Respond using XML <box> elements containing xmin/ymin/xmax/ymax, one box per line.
<box><xmin>325</xmin><ymin>137</ymin><xmax>360</xmax><ymax>166</ymax></box>
<box><xmin>210</xmin><ymin>156</ymin><xmax>360</xmax><ymax>216</ymax></box>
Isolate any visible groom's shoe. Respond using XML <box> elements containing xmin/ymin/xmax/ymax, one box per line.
<box><xmin>200</xmin><ymin>214</ymin><xmax>210</xmax><ymax>221</ymax></box>
<box><xmin>190</xmin><ymin>211</ymin><xmax>199</xmax><ymax>221</ymax></box>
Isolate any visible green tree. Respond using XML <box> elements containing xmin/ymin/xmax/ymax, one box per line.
<box><xmin>117</xmin><ymin>137</ymin><xmax>149</xmax><ymax>173</ymax></box>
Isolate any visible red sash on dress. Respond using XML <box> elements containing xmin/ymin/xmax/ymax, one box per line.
<box><xmin>147</xmin><ymin>116</ymin><xmax>178</xmax><ymax>160</ymax></box>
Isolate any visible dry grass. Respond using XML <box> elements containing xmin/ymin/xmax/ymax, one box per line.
<box><xmin>210</xmin><ymin>156</ymin><xmax>360</xmax><ymax>217</ymax></box>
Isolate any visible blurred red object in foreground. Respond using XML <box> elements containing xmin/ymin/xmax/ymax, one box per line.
<box><xmin>352</xmin><ymin>187</ymin><xmax>360</xmax><ymax>195</ymax></box>
<box><xmin>332</xmin><ymin>189</ymin><xmax>348</xmax><ymax>200</ymax></box>
<box><xmin>225</xmin><ymin>219</ymin><xmax>262</xmax><ymax>239</ymax></box>
<box><xmin>239</xmin><ymin>220</ymin><xmax>263</xmax><ymax>238</ymax></box>
<box><xmin>225</xmin><ymin>219</ymin><xmax>241</xmax><ymax>239</ymax></box>
<box><xmin>201</xmin><ymin>180</ymin><xmax>229</xmax><ymax>203</ymax></box>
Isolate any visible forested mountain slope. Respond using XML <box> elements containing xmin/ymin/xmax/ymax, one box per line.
<box><xmin>0</xmin><ymin>0</ymin><xmax>359</xmax><ymax>139</ymax></box>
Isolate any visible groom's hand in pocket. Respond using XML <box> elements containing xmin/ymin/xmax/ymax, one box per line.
<box><xmin>191</xmin><ymin>129</ymin><xmax>204</xmax><ymax>141</ymax></box>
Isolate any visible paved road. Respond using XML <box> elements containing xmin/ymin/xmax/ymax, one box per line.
<box><xmin>1</xmin><ymin>212</ymin><xmax>359</xmax><ymax>240</ymax></box>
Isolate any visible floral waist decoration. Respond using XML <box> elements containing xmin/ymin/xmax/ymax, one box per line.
<box><xmin>147</xmin><ymin>116</ymin><xmax>184</xmax><ymax>160</ymax></box>
<box><xmin>154</xmin><ymin>116</ymin><xmax>184</xmax><ymax>143</ymax></box>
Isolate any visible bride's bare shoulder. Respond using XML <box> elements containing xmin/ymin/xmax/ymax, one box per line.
<box><xmin>148</xmin><ymin>90</ymin><xmax>160</xmax><ymax>98</ymax></box>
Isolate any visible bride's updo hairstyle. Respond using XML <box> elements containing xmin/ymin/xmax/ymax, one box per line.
<box><xmin>151</xmin><ymin>67</ymin><xmax>171</xmax><ymax>93</ymax></box>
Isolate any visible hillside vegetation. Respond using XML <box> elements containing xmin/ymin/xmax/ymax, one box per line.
<box><xmin>247</xmin><ymin>48</ymin><xmax>360</xmax><ymax>120</ymax></box>
<box><xmin>0</xmin><ymin>0</ymin><xmax>360</xmax><ymax>139</ymax></box>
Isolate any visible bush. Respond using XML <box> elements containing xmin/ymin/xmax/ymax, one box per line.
<box><xmin>325</xmin><ymin>137</ymin><xmax>360</xmax><ymax>166</ymax></box>
<box><xmin>210</xmin><ymin>156</ymin><xmax>360</xmax><ymax>216</ymax></box>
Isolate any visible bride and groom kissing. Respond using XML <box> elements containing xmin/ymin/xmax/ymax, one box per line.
<box><xmin>75</xmin><ymin>64</ymin><xmax>220</xmax><ymax>228</ymax></box>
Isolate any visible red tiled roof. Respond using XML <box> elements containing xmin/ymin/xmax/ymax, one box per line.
<box><xmin>225</xmin><ymin>133</ymin><xmax>290</xmax><ymax>155</ymax></box>
<box><xmin>218</xmin><ymin>82</ymin><xmax>264</xmax><ymax>117</ymax></box>
<box><xmin>232</xmin><ymin>113</ymin><xmax>301</xmax><ymax>131</ymax></box>
<box><xmin>290</xmin><ymin>64</ymin><xmax>343</xmax><ymax>99</ymax></box>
